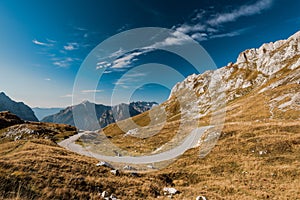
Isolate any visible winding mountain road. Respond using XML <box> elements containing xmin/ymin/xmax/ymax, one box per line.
<box><xmin>58</xmin><ymin>126</ymin><xmax>212</xmax><ymax>164</ymax></box>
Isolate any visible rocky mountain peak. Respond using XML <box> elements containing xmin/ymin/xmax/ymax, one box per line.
<box><xmin>236</xmin><ymin>30</ymin><xmax>300</xmax><ymax>75</ymax></box>
<box><xmin>169</xmin><ymin>30</ymin><xmax>300</xmax><ymax>121</ymax></box>
<box><xmin>0</xmin><ymin>92</ymin><xmax>38</xmax><ymax>122</ymax></box>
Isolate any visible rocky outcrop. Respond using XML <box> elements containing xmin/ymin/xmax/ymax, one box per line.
<box><xmin>0</xmin><ymin>92</ymin><xmax>38</xmax><ymax>121</ymax></box>
<box><xmin>0</xmin><ymin>111</ymin><xmax>24</xmax><ymax>129</ymax></box>
<box><xmin>169</xmin><ymin>31</ymin><xmax>300</xmax><ymax>114</ymax></box>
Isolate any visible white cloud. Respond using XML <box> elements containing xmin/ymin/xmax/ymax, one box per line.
<box><xmin>64</xmin><ymin>42</ymin><xmax>79</xmax><ymax>51</ymax></box>
<box><xmin>74</xmin><ymin>26</ymin><xmax>87</xmax><ymax>31</ymax></box>
<box><xmin>208</xmin><ymin>0</ymin><xmax>273</xmax><ymax>26</ymax></box>
<box><xmin>109</xmin><ymin>48</ymin><xmax>125</xmax><ymax>58</ymax></box>
<box><xmin>191</xmin><ymin>33</ymin><xmax>208</xmax><ymax>41</ymax></box>
<box><xmin>113</xmin><ymin>72</ymin><xmax>147</xmax><ymax>89</ymax></box>
<box><xmin>126</xmin><ymin>72</ymin><xmax>147</xmax><ymax>78</ymax></box>
<box><xmin>111</xmin><ymin>51</ymin><xmax>143</xmax><ymax>69</ymax></box>
<box><xmin>81</xmin><ymin>90</ymin><xmax>103</xmax><ymax>93</ymax></box>
<box><xmin>53</xmin><ymin>57</ymin><xmax>73</xmax><ymax>68</ymax></box>
<box><xmin>46</xmin><ymin>38</ymin><xmax>56</xmax><ymax>43</ymax></box>
<box><xmin>172</xmin><ymin>0</ymin><xmax>273</xmax><ymax>42</ymax></box>
<box><xmin>61</xmin><ymin>94</ymin><xmax>73</xmax><ymax>98</ymax></box>
<box><xmin>176</xmin><ymin>24</ymin><xmax>206</xmax><ymax>33</ymax></box>
<box><xmin>94</xmin><ymin>1</ymin><xmax>271</xmax><ymax>73</ymax></box>
<box><xmin>32</xmin><ymin>39</ymin><xmax>53</xmax><ymax>47</ymax></box>
<box><xmin>149</xmin><ymin>30</ymin><xmax>191</xmax><ymax>49</ymax></box>
<box><xmin>210</xmin><ymin>27</ymin><xmax>253</xmax><ymax>39</ymax></box>
<box><xmin>96</xmin><ymin>61</ymin><xmax>111</xmax><ymax>69</ymax></box>
<box><xmin>103</xmin><ymin>70</ymin><xmax>113</xmax><ymax>74</ymax></box>
<box><xmin>44</xmin><ymin>78</ymin><xmax>51</xmax><ymax>81</ymax></box>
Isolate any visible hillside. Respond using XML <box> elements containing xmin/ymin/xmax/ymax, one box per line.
<box><xmin>0</xmin><ymin>92</ymin><xmax>38</xmax><ymax>122</ymax></box>
<box><xmin>92</xmin><ymin>31</ymin><xmax>300</xmax><ymax>158</ymax></box>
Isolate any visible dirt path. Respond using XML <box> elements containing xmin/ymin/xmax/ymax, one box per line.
<box><xmin>58</xmin><ymin>126</ymin><xmax>212</xmax><ymax>164</ymax></box>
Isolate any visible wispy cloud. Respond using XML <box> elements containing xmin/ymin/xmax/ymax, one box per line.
<box><xmin>176</xmin><ymin>24</ymin><xmax>206</xmax><ymax>34</ymax></box>
<box><xmin>74</xmin><ymin>26</ymin><xmax>87</xmax><ymax>31</ymax></box>
<box><xmin>64</xmin><ymin>42</ymin><xmax>79</xmax><ymax>51</ymax></box>
<box><xmin>32</xmin><ymin>39</ymin><xmax>53</xmax><ymax>47</ymax></box>
<box><xmin>111</xmin><ymin>51</ymin><xmax>143</xmax><ymax>69</ymax></box>
<box><xmin>93</xmin><ymin>0</ymin><xmax>273</xmax><ymax>74</ymax></box>
<box><xmin>61</xmin><ymin>94</ymin><xmax>73</xmax><ymax>98</ymax></box>
<box><xmin>173</xmin><ymin>0</ymin><xmax>273</xmax><ymax>41</ymax></box>
<box><xmin>53</xmin><ymin>57</ymin><xmax>73</xmax><ymax>68</ymax></box>
<box><xmin>81</xmin><ymin>90</ymin><xmax>103</xmax><ymax>93</ymax></box>
<box><xmin>44</xmin><ymin>78</ymin><xmax>51</xmax><ymax>81</ymax></box>
<box><xmin>151</xmin><ymin>31</ymin><xmax>191</xmax><ymax>48</ymax></box>
<box><xmin>33</xmin><ymin>25</ymin><xmax>92</xmax><ymax>70</ymax></box>
<box><xmin>96</xmin><ymin>61</ymin><xmax>111</xmax><ymax>69</ymax></box>
<box><xmin>207</xmin><ymin>0</ymin><xmax>273</xmax><ymax>26</ymax></box>
<box><xmin>210</xmin><ymin>27</ymin><xmax>252</xmax><ymax>39</ymax></box>
<box><xmin>114</xmin><ymin>72</ymin><xmax>147</xmax><ymax>89</ymax></box>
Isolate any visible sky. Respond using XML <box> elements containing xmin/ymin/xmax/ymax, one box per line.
<box><xmin>0</xmin><ymin>0</ymin><xmax>299</xmax><ymax>107</ymax></box>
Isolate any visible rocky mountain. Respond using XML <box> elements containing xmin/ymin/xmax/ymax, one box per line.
<box><xmin>168</xmin><ymin>30</ymin><xmax>300</xmax><ymax>121</ymax></box>
<box><xmin>42</xmin><ymin>100</ymin><xmax>158</xmax><ymax>130</ymax></box>
<box><xmin>32</xmin><ymin>107</ymin><xmax>63</xmax><ymax>120</ymax></box>
<box><xmin>0</xmin><ymin>92</ymin><xmax>38</xmax><ymax>122</ymax></box>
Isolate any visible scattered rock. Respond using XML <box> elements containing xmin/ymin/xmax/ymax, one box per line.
<box><xmin>101</xmin><ymin>191</ymin><xmax>119</xmax><ymax>200</ymax></box>
<box><xmin>101</xmin><ymin>191</ymin><xmax>109</xmax><ymax>198</ymax></box>
<box><xmin>110</xmin><ymin>169</ymin><xmax>119</xmax><ymax>176</ymax></box>
<box><xmin>196</xmin><ymin>196</ymin><xmax>207</xmax><ymax>200</ymax></box>
<box><xmin>259</xmin><ymin>150</ymin><xmax>268</xmax><ymax>155</ymax></box>
<box><xmin>96</xmin><ymin>161</ymin><xmax>114</xmax><ymax>169</ymax></box>
<box><xmin>147</xmin><ymin>164</ymin><xmax>156</xmax><ymax>169</ymax></box>
<box><xmin>14</xmin><ymin>135</ymin><xmax>21</xmax><ymax>141</ymax></box>
<box><xmin>113</xmin><ymin>150</ymin><xmax>122</xmax><ymax>157</ymax></box>
<box><xmin>110</xmin><ymin>194</ymin><xmax>117</xmax><ymax>199</ymax></box>
<box><xmin>123</xmin><ymin>165</ymin><xmax>137</xmax><ymax>171</ymax></box>
<box><xmin>163</xmin><ymin>187</ymin><xmax>179</xmax><ymax>196</ymax></box>
<box><xmin>130</xmin><ymin>172</ymin><xmax>139</xmax><ymax>177</ymax></box>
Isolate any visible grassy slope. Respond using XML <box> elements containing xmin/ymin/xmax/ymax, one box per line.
<box><xmin>0</xmin><ymin>139</ymin><xmax>167</xmax><ymax>200</ymax></box>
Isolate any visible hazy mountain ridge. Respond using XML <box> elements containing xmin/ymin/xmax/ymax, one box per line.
<box><xmin>32</xmin><ymin>107</ymin><xmax>63</xmax><ymax>121</ymax></box>
<box><xmin>0</xmin><ymin>92</ymin><xmax>38</xmax><ymax>122</ymax></box>
<box><xmin>42</xmin><ymin>100</ymin><xmax>158</xmax><ymax>130</ymax></box>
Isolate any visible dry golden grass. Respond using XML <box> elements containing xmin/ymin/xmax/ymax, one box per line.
<box><xmin>0</xmin><ymin>121</ymin><xmax>77</xmax><ymax>143</ymax></box>
<box><xmin>0</xmin><ymin>139</ymin><xmax>167</xmax><ymax>200</ymax></box>
<box><xmin>153</xmin><ymin>120</ymin><xmax>300</xmax><ymax>200</ymax></box>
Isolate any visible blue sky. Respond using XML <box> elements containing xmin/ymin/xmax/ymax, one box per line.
<box><xmin>0</xmin><ymin>0</ymin><xmax>299</xmax><ymax>107</ymax></box>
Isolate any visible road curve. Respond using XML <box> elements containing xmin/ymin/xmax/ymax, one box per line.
<box><xmin>58</xmin><ymin>126</ymin><xmax>212</xmax><ymax>164</ymax></box>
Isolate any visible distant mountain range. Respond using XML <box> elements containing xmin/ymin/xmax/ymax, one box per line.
<box><xmin>32</xmin><ymin>107</ymin><xmax>63</xmax><ymax>120</ymax></box>
<box><xmin>0</xmin><ymin>92</ymin><xmax>38</xmax><ymax>121</ymax></box>
<box><xmin>41</xmin><ymin>100</ymin><xmax>158</xmax><ymax>130</ymax></box>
